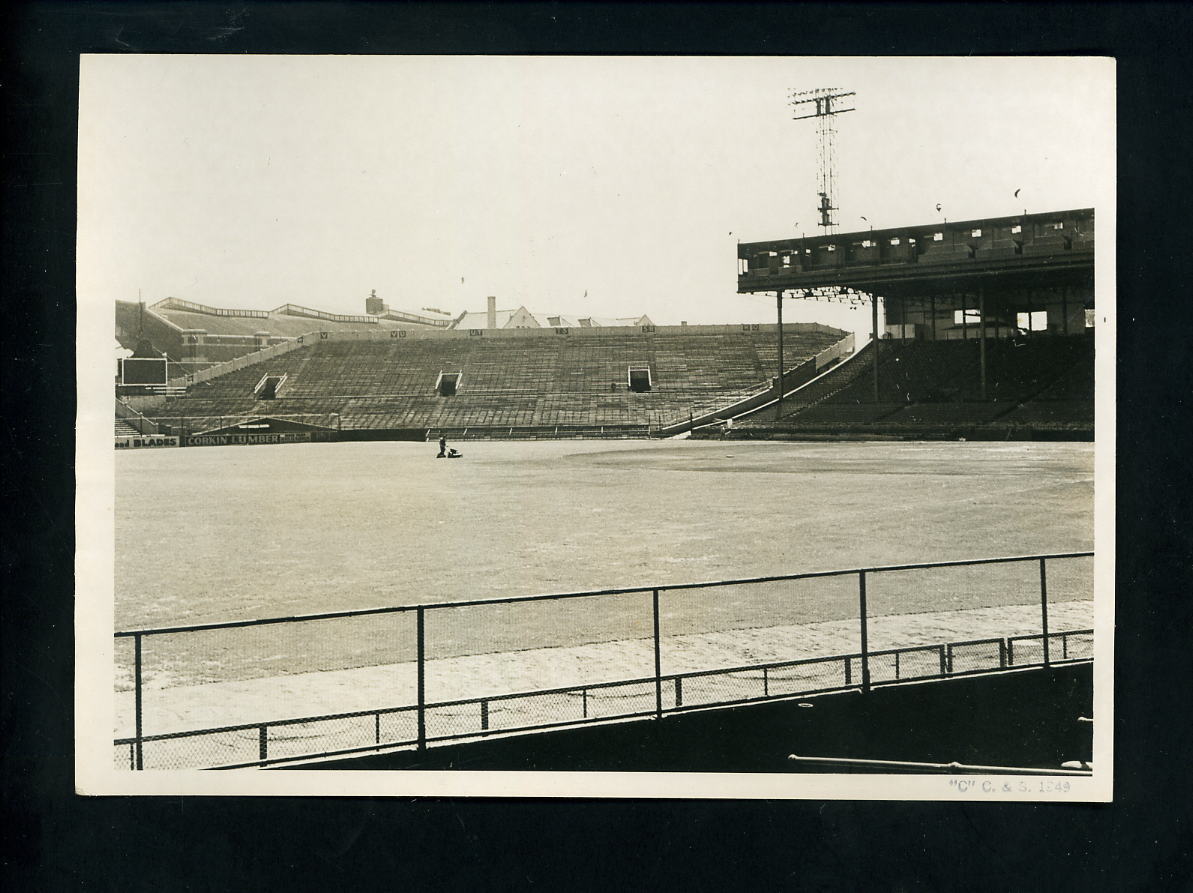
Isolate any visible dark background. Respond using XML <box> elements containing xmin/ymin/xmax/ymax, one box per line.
<box><xmin>4</xmin><ymin>2</ymin><xmax>1191</xmax><ymax>889</ymax></box>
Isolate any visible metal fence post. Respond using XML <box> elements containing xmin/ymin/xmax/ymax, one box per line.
<box><xmin>652</xmin><ymin>589</ymin><xmax>663</xmax><ymax>719</ymax></box>
<box><xmin>258</xmin><ymin>725</ymin><xmax>268</xmax><ymax>764</ymax></box>
<box><xmin>1039</xmin><ymin>557</ymin><xmax>1051</xmax><ymax>666</ymax></box>
<box><xmin>858</xmin><ymin>571</ymin><xmax>871</xmax><ymax>693</ymax></box>
<box><xmin>417</xmin><ymin>606</ymin><xmax>427</xmax><ymax>751</ymax></box>
<box><xmin>133</xmin><ymin>633</ymin><xmax>144</xmax><ymax>770</ymax></box>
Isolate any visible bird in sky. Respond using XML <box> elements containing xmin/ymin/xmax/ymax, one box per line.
<box><xmin>1014</xmin><ymin>188</ymin><xmax>1021</xmax><ymax>198</ymax></box>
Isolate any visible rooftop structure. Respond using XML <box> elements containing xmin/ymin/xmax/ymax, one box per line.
<box><xmin>450</xmin><ymin>296</ymin><xmax>652</xmax><ymax>331</ymax></box>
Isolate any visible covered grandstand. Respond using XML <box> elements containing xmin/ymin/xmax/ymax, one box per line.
<box><xmin>712</xmin><ymin>333</ymin><xmax>1093</xmax><ymax>440</ymax></box>
<box><xmin>725</xmin><ymin>208</ymin><xmax>1096</xmax><ymax>441</ymax></box>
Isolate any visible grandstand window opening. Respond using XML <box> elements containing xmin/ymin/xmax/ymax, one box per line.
<box><xmin>1011</xmin><ymin>224</ymin><xmax>1022</xmax><ymax>234</ymax></box>
<box><xmin>738</xmin><ymin>258</ymin><xmax>749</xmax><ymax>276</ymax></box>
<box><xmin>955</xmin><ymin>309</ymin><xmax>982</xmax><ymax>325</ymax></box>
<box><xmin>1017</xmin><ymin>311</ymin><xmax>1048</xmax><ymax>332</ymax></box>
<box><xmin>436</xmin><ymin>372</ymin><xmax>461</xmax><ymax>396</ymax></box>
<box><xmin>971</xmin><ymin>228</ymin><xmax>982</xmax><ymax>238</ymax></box>
<box><xmin>889</xmin><ymin>237</ymin><xmax>901</xmax><ymax>246</ymax></box>
<box><xmin>627</xmin><ymin>367</ymin><xmax>652</xmax><ymax>393</ymax></box>
<box><xmin>933</xmin><ymin>232</ymin><xmax>943</xmax><ymax>241</ymax></box>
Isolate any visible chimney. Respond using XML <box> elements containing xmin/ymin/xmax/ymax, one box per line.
<box><xmin>487</xmin><ymin>296</ymin><xmax>497</xmax><ymax>329</ymax></box>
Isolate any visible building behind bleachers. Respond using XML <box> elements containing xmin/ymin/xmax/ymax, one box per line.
<box><xmin>115</xmin><ymin>296</ymin><xmax>449</xmax><ymax>375</ymax></box>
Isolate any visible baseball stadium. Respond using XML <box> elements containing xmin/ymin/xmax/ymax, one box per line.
<box><xmin>112</xmin><ymin>206</ymin><xmax>1097</xmax><ymax>774</ymax></box>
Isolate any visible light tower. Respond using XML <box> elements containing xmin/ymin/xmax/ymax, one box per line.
<box><xmin>770</xmin><ymin>88</ymin><xmax>860</xmax><ymax>422</ymax></box>
<box><xmin>789</xmin><ymin>88</ymin><xmax>856</xmax><ymax>231</ymax></box>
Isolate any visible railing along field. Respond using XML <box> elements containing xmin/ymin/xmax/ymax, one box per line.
<box><xmin>114</xmin><ymin>551</ymin><xmax>1094</xmax><ymax>770</ymax></box>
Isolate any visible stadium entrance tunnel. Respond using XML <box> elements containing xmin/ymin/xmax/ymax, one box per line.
<box><xmin>254</xmin><ymin>374</ymin><xmax>286</xmax><ymax>400</ymax></box>
<box><xmin>627</xmin><ymin>367</ymin><xmax>652</xmax><ymax>393</ymax></box>
<box><xmin>285</xmin><ymin>662</ymin><xmax>1092</xmax><ymax>773</ymax></box>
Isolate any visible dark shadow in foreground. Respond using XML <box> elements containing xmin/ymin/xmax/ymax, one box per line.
<box><xmin>286</xmin><ymin>663</ymin><xmax>1092</xmax><ymax>773</ymax></box>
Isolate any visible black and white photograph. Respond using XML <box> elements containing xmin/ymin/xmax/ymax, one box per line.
<box><xmin>76</xmin><ymin>53</ymin><xmax>1114</xmax><ymax>798</ymax></box>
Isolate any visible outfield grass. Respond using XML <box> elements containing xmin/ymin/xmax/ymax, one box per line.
<box><xmin>116</xmin><ymin>439</ymin><xmax>1093</xmax><ymax>626</ymax></box>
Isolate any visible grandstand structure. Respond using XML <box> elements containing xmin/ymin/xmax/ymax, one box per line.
<box><xmin>115</xmin><ymin>295</ymin><xmax>449</xmax><ymax>376</ymax></box>
<box><xmin>121</xmin><ymin>323</ymin><xmax>851</xmax><ymax>442</ymax></box>
<box><xmin>731</xmin><ymin>208</ymin><xmax>1095</xmax><ymax>439</ymax></box>
<box><xmin>114</xmin><ymin>208</ymin><xmax>1094</xmax><ymax>445</ymax></box>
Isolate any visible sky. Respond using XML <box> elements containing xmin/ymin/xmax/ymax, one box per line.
<box><xmin>78</xmin><ymin>55</ymin><xmax>1114</xmax><ymax>338</ymax></box>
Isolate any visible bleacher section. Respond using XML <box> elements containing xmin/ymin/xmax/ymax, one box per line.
<box><xmin>140</xmin><ymin>326</ymin><xmax>847</xmax><ymax>438</ymax></box>
<box><xmin>730</xmin><ymin>333</ymin><xmax>1093</xmax><ymax>439</ymax></box>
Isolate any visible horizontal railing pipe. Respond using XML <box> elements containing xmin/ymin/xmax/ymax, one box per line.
<box><xmin>114</xmin><ymin>630</ymin><xmax>1094</xmax><ymax>758</ymax></box>
<box><xmin>115</xmin><ymin>551</ymin><xmax>1093</xmax><ymax>639</ymax></box>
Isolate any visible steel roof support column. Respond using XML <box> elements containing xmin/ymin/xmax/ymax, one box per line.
<box><xmin>979</xmin><ymin>284</ymin><xmax>988</xmax><ymax>400</ymax></box>
<box><xmin>872</xmin><ymin>292</ymin><xmax>880</xmax><ymax>403</ymax></box>
<box><xmin>775</xmin><ymin>291</ymin><xmax>784</xmax><ymax>422</ymax></box>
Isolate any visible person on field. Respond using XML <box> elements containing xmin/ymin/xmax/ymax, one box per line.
<box><xmin>437</xmin><ymin>436</ymin><xmax>446</xmax><ymax>458</ymax></box>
